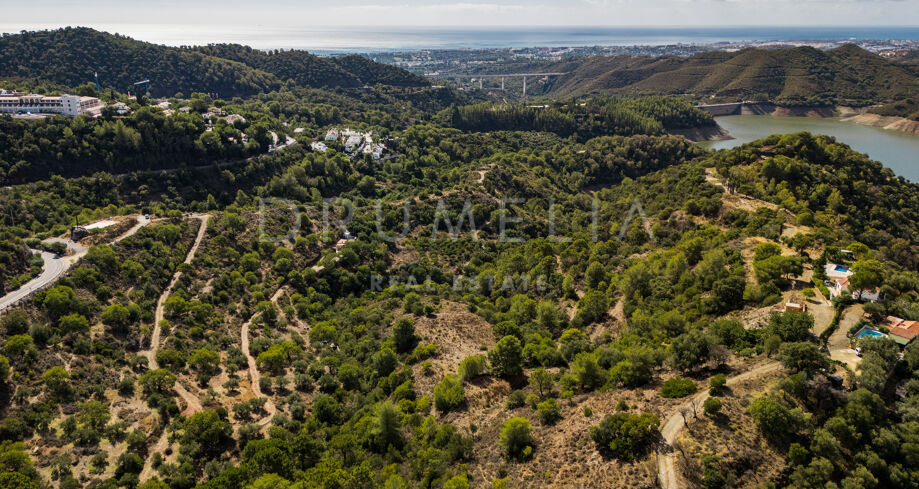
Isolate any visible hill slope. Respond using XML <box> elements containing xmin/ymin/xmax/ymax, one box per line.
<box><xmin>0</xmin><ymin>28</ymin><xmax>427</xmax><ymax>98</ymax></box>
<box><xmin>543</xmin><ymin>45</ymin><xmax>919</xmax><ymax>106</ymax></box>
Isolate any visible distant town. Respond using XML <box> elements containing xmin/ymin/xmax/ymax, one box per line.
<box><xmin>363</xmin><ymin>38</ymin><xmax>919</xmax><ymax>78</ymax></box>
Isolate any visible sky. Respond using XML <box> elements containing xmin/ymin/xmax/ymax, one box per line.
<box><xmin>4</xmin><ymin>0</ymin><xmax>918</xmax><ymax>28</ymax></box>
<box><xmin>2</xmin><ymin>0</ymin><xmax>918</xmax><ymax>49</ymax></box>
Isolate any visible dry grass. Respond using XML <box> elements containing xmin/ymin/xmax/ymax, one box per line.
<box><xmin>675</xmin><ymin>371</ymin><xmax>786</xmax><ymax>489</ymax></box>
<box><xmin>410</xmin><ymin>301</ymin><xmax>496</xmax><ymax>396</ymax></box>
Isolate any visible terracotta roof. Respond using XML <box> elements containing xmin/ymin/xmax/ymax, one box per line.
<box><xmin>889</xmin><ymin>319</ymin><xmax>919</xmax><ymax>341</ymax></box>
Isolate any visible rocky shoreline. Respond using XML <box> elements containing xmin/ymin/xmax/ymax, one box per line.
<box><xmin>669</xmin><ymin>124</ymin><xmax>733</xmax><ymax>142</ymax></box>
<box><xmin>690</xmin><ymin>103</ymin><xmax>919</xmax><ymax>142</ymax></box>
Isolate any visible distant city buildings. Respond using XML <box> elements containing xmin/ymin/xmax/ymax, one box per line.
<box><xmin>0</xmin><ymin>92</ymin><xmax>103</xmax><ymax>116</ymax></box>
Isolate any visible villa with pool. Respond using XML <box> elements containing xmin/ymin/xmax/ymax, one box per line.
<box><xmin>825</xmin><ymin>263</ymin><xmax>881</xmax><ymax>302</ymax></box>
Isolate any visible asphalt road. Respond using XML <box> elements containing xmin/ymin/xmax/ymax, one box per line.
<box><xmin>0</xmin><ymin>215</ymin><xmax>148</xmax><ymax>313</ymax></box>
<box><xmin>0</xmin><ymin>250</ymin><xmax>65</xmax><ymax>312</ymax></box>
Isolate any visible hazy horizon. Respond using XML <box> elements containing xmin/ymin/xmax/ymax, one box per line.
<box><xmin>4</xmin><ymin>24</ymin><xmax>919</xmax><ymax>52</ymax></box>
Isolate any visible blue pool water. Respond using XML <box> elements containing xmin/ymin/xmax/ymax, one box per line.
<box><xmin>857</xmin><ymin>330</ymin><xmax>884</xmax><ymax>339</ymax></box>
<box><xmin>835</xmin><ymin>265</ymin><xmax>850</xmax><ymax>273</ymax></box>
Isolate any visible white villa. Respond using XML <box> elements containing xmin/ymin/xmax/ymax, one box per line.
<box><xmin>825</xmin><ymin>263</ymin><xmax>880</xmax><ymax>302</ymax></box>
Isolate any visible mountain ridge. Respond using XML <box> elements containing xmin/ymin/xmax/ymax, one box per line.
<box><xmin>0</xmin><ymin>27</ymin><xmax>428</xmax><ymax>98</ymax></box>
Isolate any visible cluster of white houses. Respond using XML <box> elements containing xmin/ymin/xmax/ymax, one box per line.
<box><xmin>0</xmin><ymin>90</ymin><xmax>103</xmax><ymax>116</ymax></box>
<box><xmin>317</xmin><ymin>128</ymin><xmax>386</xmax><ymax>160</ymax></box>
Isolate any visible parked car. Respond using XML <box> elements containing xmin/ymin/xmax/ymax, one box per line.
<box><xmin>855</xmin><ymin>347</ymin><xmax>863</xmax><ymax>357</ymax></box>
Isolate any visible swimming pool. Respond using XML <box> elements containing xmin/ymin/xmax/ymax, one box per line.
<box><xmin>835</xmin><ymin>265</ymin><xmax>850</xmax><ymax>273</ymax></box>
<box><xmin>857</xmin><ymin>329</ymin><xmax>884</xmax><ymax>339</ymax></box>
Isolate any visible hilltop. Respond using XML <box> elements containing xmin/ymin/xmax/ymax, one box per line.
<box><xmin>0</xmin><ymin>28</ymin><xmax>428</xmax><ymax>98</ymax></box>
<box><xmin>537</xmin><ymin>45</ymin><xmax>919</xmax><ymax>107</ymax></box>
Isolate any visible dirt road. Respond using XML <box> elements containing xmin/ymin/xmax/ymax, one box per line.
<box><xmin>138</xmin><ymin>214</ymin><xmax>209</xmax><ymax>483</ymax></box>
<box><xmin>241</xmin><ymin>313</ymin><xmax>277</xmax><ymax>427</ymax></box>
<box><xmin>657</xmin><ymin>362</ymin><xmax>782</xmax><ymax>489</ymax></box>
<box><xmin>144</xmin><ymin>214</ymin><xmax>210</xmax><ymax>370</ymax></box>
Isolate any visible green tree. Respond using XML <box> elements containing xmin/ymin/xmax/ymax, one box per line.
<box><xmin>767</xmin><ymin>311</ymin><xmax>814</xmax><ymax>342</ymax></box>
<box><xmin>703</xmin><ymin>397</ymin><xmax>722</xmax><ymax>415</ymax></box>
<box><xmin>499</xmin><ymin>417</ymin><xmax>534</xmax><ymax>461</ymax></box>
<box><xmin>489</xmin><ymin>335</ymin><xmax>523</xmax><ymax>378</ymax></box>
<box><xmin>458</xmin><ymin>355</ymin><xmax>487</xmax><ymax>381</ymax></box>
<box><xmin>536</xmin><ymin>398</ymin><xmax>562</xmax><ymax>425</ymax></box>
<box><xmin>392</xmin><ymin>318</ymin><xmax>415</xmax><ymax>353</ymax></box>
<box><xmin>138</xmin><ymin>369</ymin><xmax>177</xmax><ymax>394</ymax></box>
<box><xmin>559</xmin><ymin>328</ymin><xmax>591</xmax><ymax>361</ymax></box>
<box><xmin>101</xmin><ymin>303</ymin><xmax>132</xmax><ymax>333</ymax></box>
<box><xmin>574</xmin><ymin>290</ymin><xmax>608</xmax><ymax>325</ymax></box>
<box><xmin>589</xmin><ymin>412</ymin><xmax>660</xmax><ymax>461</ymax></box>
<box><xmin>749</xmin><ymin>396</ymin><xmax>809</xmax><ymax>443</ymax></box>
<box><xmin>42</xmin><ymin>366</ymin><xmax>71</xmax><ymax>397</ymax></box>
<box><xmin>182</xmin><ymin>410</ymin><xmax>232</xmax><ymax>455</ymax></box>
<box><xmin>571</xmin><ymin>352</ymin><xmax>605</xmax><ymax>391</ymax></box>
<box><xmin>669</xmin><ymin>330</ymin><xmax>711</xmax><ymax>372</ymax></box>
<box><xmin>849</xmin><ymin>259</ymin><xmax>885</xmax><ymax>300</ymax></box>
<box><xmin>188</xmin><ymin>348</ymin><xmax>220</xmax><ymax>375</ymax></box>
<box><xmin>778</xmin><ymin>342</ymin><xmax>830</xmax><ymax>375</ymax></box>
<box><xmin>528</xmin><ymin>367</ymin><xmax>554</xmax><ymax>399</ymax></box>
<box><xmin>371</xmin><ymin>401</ymin><xmax>403</xmax><ymax>452</ymax></box>
<box><xmin>660</xmin><ymin>377</ymin><xmax>697</xmax><ymax>398</ymax></box>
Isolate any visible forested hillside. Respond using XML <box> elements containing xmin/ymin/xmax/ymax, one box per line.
<box><xmin>0</xmin><ymin>28</ymin><xmax>427</xmax><ymax>97</ymax></box>
<box><xmin>5</xmin><ymin>32</ymin><xmax>919</xmax><ymax>489</ymax></box>
<box><xmin>540</xmin><ymin>45</ymin><xmax>919</xmax><ymax>107</ymax></box>
<box><xmin>446</xmin><ymin>96</ymin><xmax>714</xmax><ymax>140</ymax></box>
<box><xmin>0</xmin><ymin>233</ymin><xmax>37</xmax><ymax>295</ymax></box>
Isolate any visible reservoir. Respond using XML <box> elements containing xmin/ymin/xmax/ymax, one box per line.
<box><xmin>700</xmin><ymin>115</ymin><xmax>919</xmax><ymax>182</ymax></box>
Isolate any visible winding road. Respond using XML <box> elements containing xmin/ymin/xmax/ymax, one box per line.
<box><xmin>0</xmin><ymin>215</ymin><xmax>150</xmax><ymax>313</ymax></box>
<box><xmin>657</xmin><ymin>362</ymin><xmax>782</xmax><ymax>489</ymax></box>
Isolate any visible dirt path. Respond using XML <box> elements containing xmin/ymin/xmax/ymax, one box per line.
<box><xmin>143</xmin><ymin>214</ymin><xmax>210</xmax><ymax>370</ymax></box>
<box><xmin>138</xmin><ymin>215</ymin><xmax>209</xmax><ymax>483</ymax></box>
<box><xmin>241</xmin><ymin>296</ymin><xmax>278</xmax><ymax>427</ymax></box>
<box><xmin>657</xmin><ymin>361</ymin><xmax>782</xmax><ymax>489</ymax></box>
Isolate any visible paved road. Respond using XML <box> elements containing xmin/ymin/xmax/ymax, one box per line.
<box><xmin>657</xmin><ymin>362</ymin><xmax>782</xmax><ymax>489</ymax></box>
<box><xmin>0</xmin><ymin>250</ymin><xmax>66</xmax><ymax>312</ymax></box>
<box><xmin>0</xmin><ymin>215</ymin><xmax>152</xmax><ymax>313</ymax></box>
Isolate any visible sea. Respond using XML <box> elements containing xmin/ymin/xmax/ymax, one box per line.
<box><xmin>5</xmin><ymin>25</ymin><xmax>919</xmax><ymax>53</ymax></box>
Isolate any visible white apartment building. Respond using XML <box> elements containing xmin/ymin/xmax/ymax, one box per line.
<box><xmin>0</xmin><ymin>93</ymin><xmax>103</xmax><ymax>116</ymax></box>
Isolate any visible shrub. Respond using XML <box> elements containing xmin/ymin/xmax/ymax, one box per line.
<box><xmin>499</xmin><ymin>417</ymin><xmax>533</xmax><ymax>461</ymax></box>
<box><xmin>506</xmin><ymin>390</ymin><xmax>526</xmax><ymax>409</ymax></box>
<box><xmin>536</xmin><ymin>399</ymin><xmax>561</xmax><ymax>425</ymax></box>
<box><xmin>703</xmin><ymin>397</ymin><xmax>723</xmax><ymax>415</ymax></box>
<box><xmin>660</xmin><ymin>377</ymin><xmax>697</xmax><ymax>398</ymax></box>
<box><xmin>458</xmin><ymin>355</ymin><xmax>487</xmax><ymax>381</ymax></box>
<box><xmin>433</xmin><ymin>375</ymin><xmax>466</xmax><ymax>412</ymax></box>
<box><xmin>589</xmin><ymin>412</ymin><xmax>660</xmax><ymax>461</ymax></box>
<box><xmin>709</xmin><ymin>374</ymin><xmax>726</xmax><ymax>395</ymax></box>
